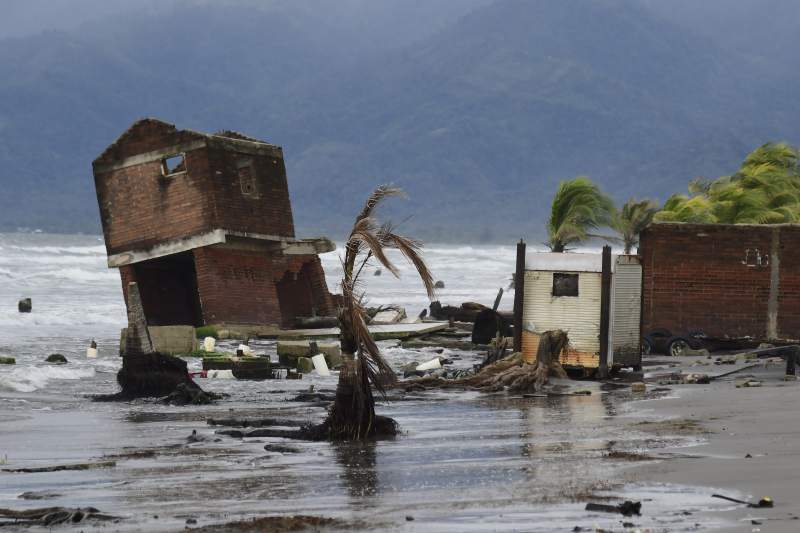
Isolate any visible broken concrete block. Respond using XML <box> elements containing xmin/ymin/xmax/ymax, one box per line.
<box><xmin>296</xmin><ymin>357</ymin><xmax>314</xmax><ymax>374</ymax></box>
<box><xmin>277</xmin><ymin>340</ymin><xmax>341</xmax><ymax>365</ymax></box>
<box><xmin>371</xmin><ymin>308</ymin><xmax>407</xmax><ymax>325</ymax></box>
<box><xmin>683</xmin><ymin>373</ymin><xmax>710</xmax><ymax>384</ymax></box>
<box><xmin>631</xmin><ymin>382</ymin><xmax>646</xmax><ymax>393</ymax></box>
<box><xmin>120</xmin><ymin>325</ymin><xmax>197</xmax><ymax>356</ymax></box>
<box><xmin>18</xmin><ymin>298</ymin><xmax>31</xmax><ymax>313</ymax></box>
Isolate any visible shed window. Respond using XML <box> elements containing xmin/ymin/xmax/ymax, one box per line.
<box><xmin>161</xmin><ymin>154</ymin><xmax>185</xmax><ymax>176</ymax></box>
<box><xmin>552</xmin><ymin>273</ymin><xmax>579</xmax><ymax>297</ymax></box>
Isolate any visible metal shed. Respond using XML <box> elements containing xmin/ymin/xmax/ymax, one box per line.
<box><xmin>512</xmin><ymin>243</ymin><xmax>642</xmax><ymax>374</ymax></box>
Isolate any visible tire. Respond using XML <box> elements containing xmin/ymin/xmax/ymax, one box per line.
<box><xmin>668</xmin><ymin>338</ymin><xmax>690</xmax><ymax>357</ymax></box>
<box><xmin>641</xmin><ymin>337</ymin><xmax>653</xmax><ymax>356</ymax></box>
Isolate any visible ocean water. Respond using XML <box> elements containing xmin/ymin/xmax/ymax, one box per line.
<box><xmin>0</xmin><ymin>233</ymin><xmax>734</xmax><ymax>531</ymax></box>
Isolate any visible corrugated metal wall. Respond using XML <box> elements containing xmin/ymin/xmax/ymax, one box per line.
<box><xmin>522</xmin><ymin>270</ymin><xmax>602</xmax><ymax>354</ymax></box>
<box><xmin>611</xmin><ymin>257</ymin><xmax>642</xmax><ymax>355</ymax></box>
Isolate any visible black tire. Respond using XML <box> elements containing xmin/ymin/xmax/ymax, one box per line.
<box><xmin>641</xmin><ymin>337</ymin><xmax>653</xmax><ymax>356</ymax></box>
<box><xmin>667</xmin><ymin>337</ymin><xmax>690</xmax><ymax>357</ymax></box>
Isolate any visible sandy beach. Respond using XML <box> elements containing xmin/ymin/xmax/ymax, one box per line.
<box><xmin>633</xmin><ymin>356</ymin><xmax>800</xmax><ymax>532</ymax></box>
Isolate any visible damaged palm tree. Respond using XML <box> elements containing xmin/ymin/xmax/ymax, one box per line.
<box><xmin>322</xmin><ymin>186</ymin><xmax>436</xmax><ymax>440</ymax></box>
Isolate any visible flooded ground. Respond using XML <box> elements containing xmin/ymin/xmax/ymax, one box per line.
<box><xmin>0</xmin><ymin>234</ymin><xmax>739</xmax><ymax>531</ymax></box>
<box><xmin>1</xmin><ymin>342</ymin><xmax>736</xmax><ymax>531</ymax></box>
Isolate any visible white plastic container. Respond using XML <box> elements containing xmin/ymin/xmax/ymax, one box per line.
<box><xmin>203</xmin><ymin>337</ymin><xmax>216</xmax><ymax>353</ymax></box>
<box><xmin>238</xmin><ymin>344</ymin><xmax>253</xmax><ymax>356</ymax></box>
<box><xmin>311</xmin><ymin>354</ymin><xmax>330</xmax><ymax>376</ymax></box>
<box><xmin>415</xmin><ymin>357</ymin><xmax>442</xmax><ymax>371</ymax></box>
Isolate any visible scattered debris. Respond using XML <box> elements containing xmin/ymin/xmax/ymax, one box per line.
<box><xmin>371</xmin><ymin>307</ymin><xmax>407</xmax><ymax>325</ymax></box>
<box><xmin>161</xmin><ymin>382</ymin><xmax>221</xmax><ymax>405</ymax></box>
<box><xmin>17</xmin><ymin>298</ymin><xmax>31</xmax><ymax>313</ymax></box>
<box><xmin>3</xmin><ymin>460</ymin><xmax>116</xmax><ymax>473</ymax></box>
<box><xmin>0</xmin><ymin>506</ymin><xmax>117</xmax><ymax>526</ymax></box>
<box><xmin>585</xmin><ymin>500</ymin><xmax>641</xmax><ymax>516</ymax></box>
<box><xmin>712</xmin><ymin>494</ymin><xmax>773</xmax><ymax>508</ymax></box>
<box><xmin>434</xmin><ymin>280</ymin><xmax>445</xmax><ymax>289</ymax></box>
<box><xmin>631</xmin><ymin>382</ymin><xmax>646</xmax><ymax>393</ymax></box>
<box><xmin>374</xmin><ymin>268</ymin><xmax>382</xmax><ymax>276</ymax></box>
<box><xmin>87</xmin><ymin>339</ymin><xmax>98</xmax><ymax>358</ymax></box>
<box><xmin>683</xmin><ymin>373</ymin><xmax>710</xmax><ymax>384</ymax></box>
<box><xmin>264</xmin><ymin>444</ymin><xmax>301</xmax><ymax>454</ymax></box>
<box><xmin>188</xmin><ymin>515</ymin><xmax>359</xmax><ymax>532</ymax></box>
<box><xmin>0</xmin><ymin>357</ymin><xmax>15</xmax><ymax>365</ymax></box>
<box><xmin>17</xmin><ymin>492</ymin><xmax>61</xmax><ymax>501</ymax></box>
<box><xmin>736</xmin><ymin>377</ymin><xmax>762</xmax><ymax>388</ymax></box>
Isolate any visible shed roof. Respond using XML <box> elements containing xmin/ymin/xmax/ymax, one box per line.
<box><xmin>525</xmin><ymin>252</ymin><xmax>612</xmax><ymax>273</ymax></box>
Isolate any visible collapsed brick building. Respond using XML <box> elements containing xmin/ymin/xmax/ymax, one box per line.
<box><xmin>92</xmin><ymin>118</ymin><xmax>336</xmax><ymax>329</ymax></box>
<box><xmin>640</xmin><ymin>222</ymin><xmax>800</xmax><ymax>342</ymax></box>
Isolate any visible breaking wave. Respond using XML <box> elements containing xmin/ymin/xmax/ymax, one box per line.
<box><xmin>0</xmin><ymin>365</ymin><xmax>96</xmax><ymax>393</ymax></box>
<box><xmin>6</xmin><ymin>244</ymin><xmax>106</xmax><ymax>255</ymax></box>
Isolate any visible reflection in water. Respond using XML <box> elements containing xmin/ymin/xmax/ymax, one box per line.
<box><xmin>333</xmin><ymin>440</ymin><xmax>379</xmax><ymax>500</ymax></box>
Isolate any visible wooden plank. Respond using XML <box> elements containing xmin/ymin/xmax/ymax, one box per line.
<box><xmin>598</xmin><ymin>245</ymin><xmax>612</xmax><ymax>379</ymax></box>
<box><xmin>513</xmin><ymin>239</ymin><xmax>526</xmax><ymax>353</ymax></box>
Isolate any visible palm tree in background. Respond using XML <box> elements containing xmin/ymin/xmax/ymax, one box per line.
<box><xmin>325</xmin><ymin>185</ymin><xmax>435</xmax><ymax>440</ymax></box>
<box><xmin>546</xmin><ymin>176</ymin><xmax>615</xmax><ymax>252</ymax></box>
<box><xmin>656</xmin><ymin>142</ymin><xmax>800</xmax><ymax>224</ymax></box>
<box><xmin>612</xmin><ymin>198</ymin><xmax>659</xmax><ymax>254</ymax></box>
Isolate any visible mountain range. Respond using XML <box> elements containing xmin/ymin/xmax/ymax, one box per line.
<box><xmin>1</xmin><ymin>0</ymin><xmax>798</xmax><ymax>242</ymax></box>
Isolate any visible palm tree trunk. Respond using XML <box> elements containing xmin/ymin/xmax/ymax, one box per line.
<box><xmin>326</xmin><ymin>355</ymin><xmax>377</xmax><ymax>440</ymax></box>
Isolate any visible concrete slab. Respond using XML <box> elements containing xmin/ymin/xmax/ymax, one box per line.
<box><xmin>276</xmin><ymin>322</ymin><xmax>448</xmax><ymax>341</ymax></box>
<box><xmin>120</xmin><ymin>326</ymin><xmax>197</xmax><ymax>355</ymax></box>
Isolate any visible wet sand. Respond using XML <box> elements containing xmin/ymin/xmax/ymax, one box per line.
<box><xmin>633</xmin><ymin>357</ymin><xmax>800</xmax><ymax>532</ymax></box>
<box><xmin>1</xmin><ymin>346</ymin><xmax>740</xmax><ymax>532</ymax></box>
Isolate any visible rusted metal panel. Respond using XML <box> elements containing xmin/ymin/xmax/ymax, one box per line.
<box><xmin>522</xmin><ymin>269</ymin><xmax>602</xmax><ymax>357</ymax></box>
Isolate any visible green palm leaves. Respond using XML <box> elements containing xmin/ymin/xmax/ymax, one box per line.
<box><xmin>655</xmin><ymin>142</ymin><xmax>800</xmax><ymax>224</ymax></box>
<box><xmin>612</xmin><ymin>198</ymin><xmax>659</xmax><ymax>254</ymax></box>
<box><xmin>546</xmin><ymin>177</ymin><xmax>615</xmax><ymax>252</ymax></box>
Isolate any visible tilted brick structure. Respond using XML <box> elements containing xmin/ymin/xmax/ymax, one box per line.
<box><xmin>640</xmin><ymin>223</ymin><xmax>800</xmax><ymax>342</ymax></box>
<box><xmin>93</xmin><ymin>118</ymin><xmax>336</xmax><ymax>329</ymax></box>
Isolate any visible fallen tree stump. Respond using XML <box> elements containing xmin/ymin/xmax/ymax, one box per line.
<box><xmin>406</xmin><ymin>330</ymin><xmax>570</xmax><ymax>394</ymax></box>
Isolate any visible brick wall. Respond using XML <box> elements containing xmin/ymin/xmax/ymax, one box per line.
<box><xmin>205</xmin><ymin>144</ymin><xmax>295</xmax><ymax>238</ymax></box>
<box><xmin>94</xmin><ymin>118</ymin><xmax>296</xmax><ymax>256</ymax></box>
<box><xmin>640</xmin><ymin>223</ymin><xmax>800</xmax><ymax>341</ymax></box>
<box><xmin>193</xmin><ymin>246</ymin><xmax>334</xmax><ymax>326</ymax></box>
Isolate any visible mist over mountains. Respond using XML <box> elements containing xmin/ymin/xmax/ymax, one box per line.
<box><xmin>1</xmin><ymin>0</ymin><xmax>798</xmax><ymax>241</ymax></box>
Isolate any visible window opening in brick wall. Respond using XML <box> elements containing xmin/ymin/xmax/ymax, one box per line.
<box><xmin>552</xmin><ymin>273</ymin><xmax>579</xmax><ymax>297</ymax></box>
<box><xmin>237</xmin><ymin>161</ymin><xmax>259</xmax><ymax>198</ymax></box>
<box><xmin>161</xmin><ymin>154</ymin><xmax>186</xmax><ymax>176</ymax></box>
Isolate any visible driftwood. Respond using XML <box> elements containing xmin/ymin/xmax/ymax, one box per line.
<box><xmin>430</xmin><ymin>301</ymin><xmax>513</xmax><ymax>323</ymax></box>
<box><xmin>412</xmin><ymin>330</ymin><xmax>570</xmax><ymax>393</ymax></box>
<box><xmin>0</xmin><ymin>507</ymin><xmax>117</xmax><ymax>526</ymax></box>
